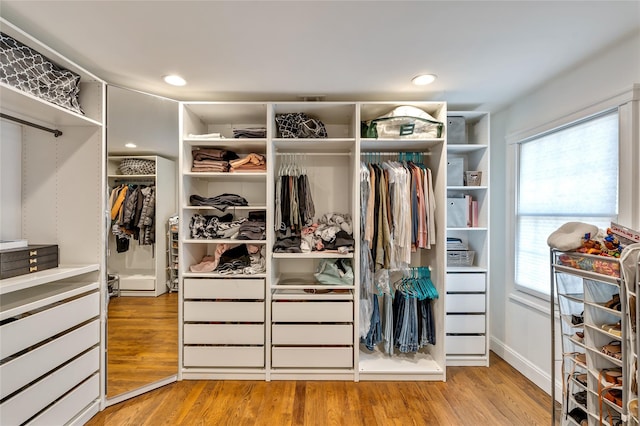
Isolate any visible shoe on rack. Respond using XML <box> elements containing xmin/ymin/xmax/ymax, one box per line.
<box><xmin>601</xmin><ymin>321</ymin><xmax>622</xmax><ymax>337</ymax></box>
<box><xmin>603</xmin><ymin>293</ymin><xmax>621</xmax><ymax>311</ymax></box>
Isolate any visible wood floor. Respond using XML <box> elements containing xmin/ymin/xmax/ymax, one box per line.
<box><xmin>89</xmin><ymin>351</ymin><xmax>556</xmax><ymax>426</ymax></box>
<box><xmin>107</xmin><ymin>292</ymin><xmax>178</xmax><ymax>397</ymax></box>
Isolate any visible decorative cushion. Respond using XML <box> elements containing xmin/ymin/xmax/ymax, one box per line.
<box><xmin>547</xmin><ymin>222</ymin><xmax>599</xmax><ymax>251</ymax></box>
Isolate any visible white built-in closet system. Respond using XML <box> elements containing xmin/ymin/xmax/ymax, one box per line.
<box><xmin>178</xmin><ymin>102</ymin><xmax>449</xmax><ymax>381</ymax></box>
<box><xmin>0</xmin><ymin>18</ymin><xmax>106</xmax><ymax>425</ymax></box>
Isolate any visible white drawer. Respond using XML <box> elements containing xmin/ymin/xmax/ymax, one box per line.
<box><xmin>272</xmin><ymin>324</ymin><xmax>353</xmax><ymax>345</ymax></box>
<box><xmin>446</xmin><ymin>335</ymin><xmax>486</xmax><ymax>355</ymax></box>
<box><xmin>0</xmin><ymin>346</ymin><xmax>99</xmax><ymax>426</ymax></box>
<box><xmin>184</xmin><ymin>301</ymin><xmax>264</xmax><ymax>322</ymax></box>
<box><xmin>29</xmin><ymin>373</ymin><xmax>99</xmax><ymax>426</ymax></box>
<box><xmin>446</xmin><ymin>314</ymin><xmax>486</xmax><ymax>334</ymax></box>
<box><xmin>272</xmin><ymin>347</ymin><xmax>353</xmax><ymax>368</ymax></box>
<box><xmin>0</xmin><ymin>292</ymin><xmax>99</xmax><ymax>359</ymax></box>
<box><xmin>184</xmin><ymin>324</ymin><xmax>264</xmax><ymax>345</ymax></box>
<box><xmin>183</xmin><ymin>346</ymin><xmax>264</xmax><ymax>367</ymax></box>
<box><xmin>446</xmin><ymin>273</ymin><xmax>486</xmax><ymax>292</ymax></box>
<box><xmin>272</xmin><ymin>301</ymin><xmax>353</xmax><ymax>323</ymax></box>
<box><xmin>184</xmin><ymin>278</ymin><xmax>264</xmax><ymax>299</ymax></box>
<box><xmin>119</xmin><ymin>276</ymin><xmax>155</xmax><ymax>290</ymax></box>
<box><xmin>0</xmin><ymin>320</ymin><xmax>99</xmax><ymax>399</ymax></box>
<box><xmin>445</xmin><ymin>294</ymin><xmax>485</xmax><ymax>313</ymax></box>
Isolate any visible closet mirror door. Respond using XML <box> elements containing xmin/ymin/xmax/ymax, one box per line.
<box><xmin>106</xmin><ymin>86</ymin><xmax>179</xmax><ymax>400</ymax></box>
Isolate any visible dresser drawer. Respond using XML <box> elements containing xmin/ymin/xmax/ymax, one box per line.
<box><xmin>272</xmin><ymin>347</ymin><xmax>353</xmax><ymax>368</ymax></box>
<box><xmin>0</xmin><ymin>346</ymin><xmax>99</xmax><ymax>426</ymax></box>
<box><xmin>119</xmin><ymin>275</ymin><xmax>155</xmax><ymax>290</ymax></box>
<box><xmin>184</xmin><ymin>324</ymin><xmax>264</xmax><ymax>345</ymax></box>
<box><xmin>0</xmin><ymin>320</ymin><xmax>99</xmax><ymax>399</ymax></box>
<box><xmin>272</xmin><ymin>301</ymin><xmax>352</xmax><ymax>323</ymax></box>
<box><xmin>184</xmin><ymin>278</ymin><xmax>264</xmax><ymax>300</ymax></box>
<box><xmin>183</xmin><ymin>346</ymin><xmax>264</xmax><ymax>368</ymax></box>
<box><xmin>28</xmin><ymin>373</ymin><xmax>99</xmax><ymax>426</ymax></box>
<box><xmin>446</xmin><ymin>335</ymin><xmax>486</xmax><ymax>355</ymax></box>
<box><xmin>0</xmin><ymin>292</ymin><xmax>99</xmax><ymax>359</ymax></box>
<box><xmin>272</xmin><ymin>324</ymin><xmax>353</xmax><ymax>345</ymax></box>
<box><xmin>184</xmin><ymin>301</ymin><xmax>264</xmax><ymax>322</ymax></box>
<box><xmin>446</xmin><ymin>273</ymin><xmax>485</xmax><ymax>292</ymax></box>
<box><xmin>445</xmin><ymin>294</ymin><xmax>485</xmax><ymax>313</ymax></box>
<box><xmin>446</xmin><ymin>314</ymin><xmax>486</xmax><ymax>334</ymax></box>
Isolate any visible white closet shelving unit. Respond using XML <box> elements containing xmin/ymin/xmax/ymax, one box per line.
<box><xmin>107</xmin><ymin>155</ymin><xmax>176</xmax><ymax>297</ymax></box>
<box><xmin>445</xmin><ymin>111</ymin><xmax>491</xmax><ymax>366</ymax></box>
<box><xmin>358</xmin><ymin>102</ymin><xmax>447</xmax><ymax>381</ymax></box>
<box><xmin>0</xmin><ymin>18</ymin><xmax>105</xmax><ymax>425</ymax></box>
<box><xmin>269</xmin><ymin>102</ymin><xmax>358</xmax><ymax>380</ymax></box>
<box><xmin>179</xmin><ymin>102</ymin><xmax>269</xmax><ymax>379</ymax></box>
<box><xmin>176</xmin><ymin>101</ymin><xmax>448</xmax><ymax>381</ymax></box>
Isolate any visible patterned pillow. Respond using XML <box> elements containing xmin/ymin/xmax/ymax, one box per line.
<box><xmin>0</xmin><ymin>32</ymin><xmax>83</xmax><ymax>114</ymax></box>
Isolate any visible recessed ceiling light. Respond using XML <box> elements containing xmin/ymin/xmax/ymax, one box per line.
<box><xmin>125</xmin><ymin>142</ymin><xmax>137</xmax><ymax>148</ymax></box>
<box><xmin>163</xmin><ymin>74</ymin><xmax>186</xmax><ymax>86</ymax></box>
<box><xmin>411</xmin><ymin>74</ymin><xmax>437</xmax><ymax>86</ymax></box>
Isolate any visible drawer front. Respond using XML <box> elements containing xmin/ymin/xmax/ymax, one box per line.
<box><xmin>184</xmin><ymin>301</ymin><xmax>264</xmax><ymax>322</ymax></box>
<box><xmin>184</xmin><ymin>324</ymin><xmax>264</xmax><ymax>345</ymax></box>
<box><xmin>446</xmin><ymin>335</ymin><xmax>486</xmax><ymax>355</ymax></box>
<box><xmin>119</xmin><ymin>276</ymin><xmax>155</xmax><ymax>290</ymax></box>
<box><xmin>272</xmin><ymin>324</ymin><xmax>353</xmax><ymax>345</ymax></box>
<box><xmin>29</xmin><ymin>373</ymin><xmax>99</xmax><ymax>426</ymax></box>
<box><xmin>0</xmin><ymin>320</ymin><xmax>99</xmax><ymax>399</ymax></box>
<box><xmin>272</xmin><ymin>347</ymin><xmax>353</xmax><ymax>368</ymax></box>
<box><xmin>272</xmin><ymin>301</ymin><xmax>353</xmax><ymax>323</ymax></box>
<box><xmin>0</xmin><ymin>346</ymin><xmax>99</xmax><ymax>426</ymax></box>
<box><xmin>184</xmin><ymin>278</ymin><xmax>264</xmax><ymax>300</ymax></box>
<box><xmin>1</xmin><ymin>253</ymin><xmax>58</xmax><ymax>272</ymax></box>
<box><xmin>0</xmin><ymin>292</ymin><xmax>99</xmax><ymax>359</ymax></box>
<box><xmin>0</xmin><ymin>245</ymin><xmax>58</xmax><ymax>262</ymax></box>
<box><xmin>446</xmin><ymin>273</ymin><xmax>486</xmax><ymax>292</ymax></box>
<box><xmin>0</xmin><ymin>259</ymin><xmax>58</xmax><ymax>279</ymax></box>
<box><xmin>446</xmin><ymin>314</ymin><xmax>486</xmax><ymax>334</ymax></box>
<box><xmin>445</xmin><ymin>294</ymin><xmax>485</xmax><ymax>313</ymax></box>
<box><xmin>183</xmin><ymin>346</ymin><xmax>264</xmax><ymax>367</ymax></box>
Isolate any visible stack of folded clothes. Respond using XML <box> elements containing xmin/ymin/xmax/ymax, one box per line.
<box><xmin>229</xmin><ymin>153</ymin><xmax>266</xmax><ymax>172</ymax></box>
<box><xmin>238</xmin><ymin>220</ymin><xmax>266</xmax><ymax>240</ymax></box>
<box><xmin>191</xmin><ymin>148</ymin><xmax>238</xmax><ymax>172</ymax></box>
<box><xmin>190</xmin><ymin>193</ymin><xmax>249</xmax><ymax>212</ymax></box>
<box><xmin>232</xmin><ymin>127</ymin><xmax>266</xmax><ymax>138</ymax></box>
<box><xmin>189</xmin><ymin>214</ymin><xmax>247</xmax><ymax>240</ymax></box>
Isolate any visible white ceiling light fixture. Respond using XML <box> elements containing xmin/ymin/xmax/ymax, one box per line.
<box><xmin>163</xmin><ymin>74</ymin><xmax>187</xmax><ymax>86</ymax></box>
<box><xmin>411</xmin><ymin>74</ymin><xmax>437</xmax><ymax>86</ymax></box>
<box><xmin>125</xmin><ymin>142</ymin><xmax>137</xmax><ymax>148</ymax></box>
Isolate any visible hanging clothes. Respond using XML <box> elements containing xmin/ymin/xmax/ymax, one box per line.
<box><xmin>360</xmin><ymin>153</ymin><xmax>438</xmax><ymax>355</ymax></box>
<box><xmin>108</xmin><ymin>183</ymin><xmax>156</xmax><ymax>252</ymax></box>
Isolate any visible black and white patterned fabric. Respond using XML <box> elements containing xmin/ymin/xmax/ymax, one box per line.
<box><xmin>0</xmin><ymin>32</ymin><xmax>83</xmax><ymax>114</ymax></box>
<box><xmin>275</xmin><ymin>112</ymin><xmax>327</xmax><ymax>138</ymax></box>
<box><xmin>118</xmin><ymin>158</ymin><xmax>156</xmax><ymax>175</ymax></box>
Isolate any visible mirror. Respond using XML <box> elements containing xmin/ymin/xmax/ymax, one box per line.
<box><xmin>106</xmin><ymin>86</ymin><xmax>179</xmax><ymax>400</ymax></box>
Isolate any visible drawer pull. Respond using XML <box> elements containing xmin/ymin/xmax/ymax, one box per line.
<box><xmin>29</xmin><ymin>266</ymin><xmax>38</xmax><ymax>272</ymax></box>
<box><xmin>30</xmin><ymin>258</ymin><xmax>38</xmax><ymax>264</ymax></box>
<box><xmin>30</xmin><ymin>250</ymin><xmax>38</xmax><ymax>256</ymax></box>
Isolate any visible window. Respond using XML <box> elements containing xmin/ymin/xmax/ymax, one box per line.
<box><xmin>515</xmin><ymin>110</ymin><xmax>619</xmax><ymax>297</ymax></box>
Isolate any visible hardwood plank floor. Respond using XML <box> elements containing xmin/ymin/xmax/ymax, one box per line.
<box><xmin>89</xmin><ymin>352</ymin><xmax>557</xmax><ymax>425</ymax></box>
<box><xmin>107</xmin><ymin>292</ymin><xmax>178</xmax><ymax>397</ymax></box>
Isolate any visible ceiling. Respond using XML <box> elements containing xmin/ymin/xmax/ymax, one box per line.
<box><xmin>1</xmin><ymin>1</ymin><xmax>639</xmax><ymax>113</ymax></box>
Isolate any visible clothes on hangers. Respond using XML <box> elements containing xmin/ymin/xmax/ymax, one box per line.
<box><xmin>108</xmin><ymin>183</ymin><xmax>156</xmax><ymax>252</ymax></box>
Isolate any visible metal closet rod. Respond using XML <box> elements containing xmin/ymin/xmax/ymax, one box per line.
<box><xmin>0</xmin><ymin>113</ymin><xmax>63</xmax><ymax>137</ymax></box>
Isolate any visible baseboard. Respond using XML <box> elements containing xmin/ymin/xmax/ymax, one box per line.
<box><xmin>490</xmin><ymin>336</ymin><xmax>563</xmax><ymax>403</ymax></box>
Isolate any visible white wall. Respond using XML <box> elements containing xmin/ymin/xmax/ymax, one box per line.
<box><xmin>0</xmin><ymin>120</ymin><xmax>22</xmax><ymax>241</ymax></box>
<box><xmin>489</xmin><ymin>29</ymin><xmax>640</xmax><ymax>397</ymax></box>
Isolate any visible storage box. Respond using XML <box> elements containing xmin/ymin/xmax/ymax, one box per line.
<box><xmin>447</xmin><ymin>157</ymin><xmax>465</xmax><ymax>186</ymax></box>
<box><xmin>556</xmin><ymin>252</ymin><xmax>620</xmax><ymax>278</ymax></box>
<box><xmin>447</xmin><ymin>116</ymin><xmax>467</xmax><ymax>144</ymax></box>
<box><xmin>0</xmin><ymin>245</ymin><xmax>59</xmax><ymax>280</ymax></box>
<box><xmin>464</xmin><ymin>171</ymin><xmax>482</xmax><ymax>186</ymax></box>
<box><xmin>447</xmin><ymin>197</ymin><xmax>468</xmax><ymax>228</ymax></box>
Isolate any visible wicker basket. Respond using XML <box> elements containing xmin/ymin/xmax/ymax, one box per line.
<box><xmin>447</xmin><ymin>250</ymin><xmax>475</xmax><ymax>267</ymax></box>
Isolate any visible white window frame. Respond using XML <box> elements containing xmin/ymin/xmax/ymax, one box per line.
<box><xmin>506</xmin><ymin>87</ymin><xmax>639</xmax><ymax>303</ymax></box>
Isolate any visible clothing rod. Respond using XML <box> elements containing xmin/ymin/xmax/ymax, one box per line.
<box><xmin>275</xmin><ymin>152</ymin><xmax>351</xmax><ymax>156</ymax></box>
<box><xmin>360</xmin><ymin>152</ymin><xmax>432</xmax><ymax>156</ymax></box>
<box><xmin>0</xmin><ymin>113</ymin><xmax>63</xmax><ymax>137</ymax></box>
